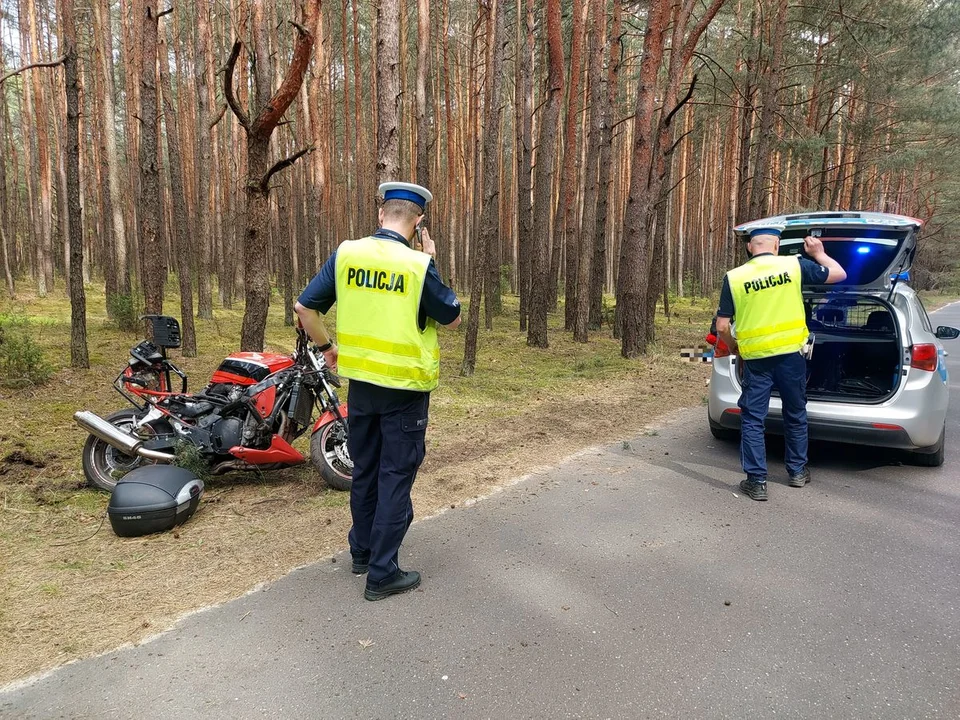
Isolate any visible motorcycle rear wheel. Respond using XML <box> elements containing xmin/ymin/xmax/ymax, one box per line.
<box><xmin>82</xmin><ymin>409</ymin><xmax>154</xmax><ymax>493</ymax></box>
<box><xmin>310</xmin><ymin>419</ymin><xmax>353</xmax><ymax>491</ymax></box>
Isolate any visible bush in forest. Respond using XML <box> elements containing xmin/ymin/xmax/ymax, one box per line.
<box><xmin>107</xmin><ymin>293</ymin><xmax>140</xmax><ymax>333</ymax></box>
<box><xmin>0</xmin><ymin>316</ymin><xmax>53</xmax><ymax>388</ymax></box>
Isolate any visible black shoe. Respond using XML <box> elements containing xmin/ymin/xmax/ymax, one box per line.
<box><xmin>364</xmin><ymin>570</ymin><xmax>421</xmax><ymax>601</ymax></box>
<box><xmin>739</xmin><ymin>478</ymin><xmax>768</xmax><ymax>501</ymax></box>
<box><xmin>788</xmin><ymin>468</ymin><xmax>811</xmax><ymax>488</ymax></box>
<box><xmin>351</xmin><ymin>553</ymin><xmax>370</xmax><ymax>575</ymax></box>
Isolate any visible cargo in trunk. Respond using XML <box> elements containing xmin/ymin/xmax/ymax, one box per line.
<box><xmin>803</xmin><ymin>296</ymin><xmax>902</xmax><ymax>402</ymax></box>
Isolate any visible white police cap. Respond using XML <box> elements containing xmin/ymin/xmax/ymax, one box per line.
<box><xmin>378</xmin><ymin>181</ymin><xmax>433</xmax><ymax>210</ymax></box>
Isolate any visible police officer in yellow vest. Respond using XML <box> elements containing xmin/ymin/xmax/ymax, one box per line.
<box><xmin>295</xmin><ymin>182</ymin><xmax>461</xmax><ymax>599</ymax></box>
<box><xmin>715</xmin><ymin>226</ymin><xmax>846</xmax><ymax>501</ymax></box>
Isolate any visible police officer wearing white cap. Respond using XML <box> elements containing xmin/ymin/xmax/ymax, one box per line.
<box><xmin>295</xmin><ymin>182</ymin><xmax>461</xmax><ymax>599</ymax></box>
<box><xmin>715</xmin><ymin>226</ymin><xmax>845</xmax><ymax>502</ymax></box>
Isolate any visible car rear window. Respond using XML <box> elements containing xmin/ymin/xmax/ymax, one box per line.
<box><xmin>780</xmin><ymin>228</ymin><xmax>910</xmax><ymax>286</ymax></box>
<box><xmin>805</xmin><ymin>296</ymin><xmax>896</xmax><ymax>333</ymax></box>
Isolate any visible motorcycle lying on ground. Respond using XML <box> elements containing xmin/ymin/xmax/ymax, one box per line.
<box><xmin>74</xmin><ymin>315</ymin><xmax>353</xmax><ymax>492</ymax></box>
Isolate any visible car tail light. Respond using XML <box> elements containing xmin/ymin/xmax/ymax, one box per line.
<box><xmin>910</xmin><ymin>344</ymin><xmax>938</xmax><ymax>372</ymax></box>
<box><xmin>713</xmin><ymin>339</ymin><xmax>731</xmax><ymax>359</ymax></box>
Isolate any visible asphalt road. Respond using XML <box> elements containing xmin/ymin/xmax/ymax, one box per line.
<box><xmin>4</xmin><ymin>302</ymin><xmax>960</xmax><ymax>720</ymax></box>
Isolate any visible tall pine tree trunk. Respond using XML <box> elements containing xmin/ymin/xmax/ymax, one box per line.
<box><xmin>616</xmin><ymin>0</ymin><xmax>669</xmax><ymax>358</ymax></box>
<box><xmin>138</xmin><ymin>1</ymin><xmax>165</xmax><ymax>322</ymax></box>
<box><xmin>747</xmin><ymin>0</ymin><xmax>788</xmax><ymax>220</ymax></box>
<box><xmin>516</xmin><ymin>0</ymin><xmax>534</xmax><ymax>331</ymax></box>
<box><xmin>574</xmin><ymin>0</ymin><xmax>606</xmax><ymax>342</ymax></box>
<box><xmin>590</xmin><ymin>0</ymin><xmax>621</xmax><ymax>331</ymax></box>
<box><xmin>463</xmin><ymin>0</ymin><xmax>507</xmax><ymax>375</ymax></box>
<box><xmin>0</xmin><ymin>11</ymin><xmax>14</xmax><ymax>296</ymax></box>
<box><xmin>158</xmin><ymin>23</ymin><xmax>197</xmax><ymax>355</ymax></box>
<box><xmin>483</xmin><ymin>0</ymin><xmax>507</xmax><ymax>326</ymax></box>
<box><xmin>25</xmin><ymin>0</ymin><xmax>54</xmax><ymax>295</ymax></box>
<box><xmin>528</xmin><ymin>0</ymin><xmax>564</xmax><ymax>349</ymax></box>
<box><xmin>61</xmin><ymin>0</ymin><xmax>88</xmax><ymax>367</ymax></box>
<box><xmin>415</xmin><ymin>0</ymin><xmax>432</xmax><ymax>187</ymax></box>
<box><xmin>194</xmin><ymin>3</ymin><xmax>215</xmax><ymax>319</ymax></box>
<box><xmin>376</xmin><ymin>0</ymin><xmax>401</xmax><ymax>187</ymax></box>
<box><xmin>93</xmin><ymin>0</ymin><xmax>129</xmax><ymax>298</ymax></box>
<box><xmin>558</xmin><ymin>0</ymin><xmax>585</xmax><ymax>328</ymax></box>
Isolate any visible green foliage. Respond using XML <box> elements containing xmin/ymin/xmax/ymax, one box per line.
<box><xmin>500</xmin><ymin>264</ymin><xmax>514</xmax><ymax>293</ymax></box>
<box><xmin>600</xmin><ymin>296</ymin><xmax>617</xmax><ymax>328</ymax></box>
<box><xmin>106</xmin><ymin>293</ymin><xmax>140</xmax><ymax>333</ymax></box>
<box><xmin>0</xmin><ymin>315</ymin><xmax>53</xmax><ymax>388</ymax></box>
<box><xmin>174</xmin><ymin>442</ymin><xmax>213</xmax><ymax>486</ymax></box>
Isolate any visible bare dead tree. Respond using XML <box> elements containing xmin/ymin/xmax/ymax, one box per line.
<box><xmin>225</xmin><ymin>0</ymin><xmax>321</xmax><ymax>352</ymax></box>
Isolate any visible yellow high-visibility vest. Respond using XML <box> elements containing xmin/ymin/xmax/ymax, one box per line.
<box><xmin>335</xmin><ymin>236</ymin><xmax>440</xmax><ymax>391</ymax></box>
<box><xmin>727</xmin><ymin>254</ymin><xmax>808</xmax><ymax>360</ymax></box>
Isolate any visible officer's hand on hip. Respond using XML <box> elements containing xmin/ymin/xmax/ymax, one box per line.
<box><xmin>323</xmin><ymin>344</ymin><xmax>338</xmax><ymax>372</ymax></box>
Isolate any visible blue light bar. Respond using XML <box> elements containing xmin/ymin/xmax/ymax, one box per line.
<box><xmin>857</xmin><ymin>246</ymin><xmax>871</xmax><ymax>254</ymax></box>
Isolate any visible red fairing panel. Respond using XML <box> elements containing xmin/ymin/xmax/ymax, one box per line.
<box><xmin>312</xmin><ymin>403</ymin><xmax>348</xmax><ymax>433</ymax></box>
<box><xmin>253</xmin><ymin>385</ymin><xmax>277</xmax><ymax>418</ymax></box>
<box><xmin>229</xmin><ymin>435</ymin><xmax>305</xmax><ymax>465</ymax></box>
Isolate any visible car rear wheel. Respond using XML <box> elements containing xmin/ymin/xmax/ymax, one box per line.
<box><xmin>708</xmin><ymin>417</ymin><xmax>739</xmax><ymax>442</ymax></box>
<box><xmin>907</xmin><ymin>425</ymin><xmax>945</xmax><ymax>467</ymax></box>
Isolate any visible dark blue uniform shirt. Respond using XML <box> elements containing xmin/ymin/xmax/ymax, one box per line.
<box><xmin>717</xmin><ymin>253</ymin><xmax>829</xmax><ymax>319</ymax></box>
<box><xmin>297</xmin><ymin>228</ymin><xmax>461</xmax><ymax>330</ymax></box>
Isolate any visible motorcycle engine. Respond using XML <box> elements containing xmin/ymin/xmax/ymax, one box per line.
<box><xmin>210</xmin><ymin>417</ymin><xmax>243</xmax><ymax>454</ymax></box>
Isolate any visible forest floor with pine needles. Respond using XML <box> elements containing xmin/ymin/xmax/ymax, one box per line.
<box><xmin>7</xmin><ymin>282</ymin><xmax>955</xmax><ymax>686</ymax></box>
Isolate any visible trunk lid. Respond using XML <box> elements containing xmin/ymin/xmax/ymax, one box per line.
<box><xmin>734</xmin><ymin>211</ymin><xmax>923</xmax><ymax>290</ymax></box>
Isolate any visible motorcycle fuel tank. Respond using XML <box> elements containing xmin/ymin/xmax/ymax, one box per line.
<box><xmin>210</xmin><ymin>352</ymin><xmax>295</xmax><ymax>386</ymax></box>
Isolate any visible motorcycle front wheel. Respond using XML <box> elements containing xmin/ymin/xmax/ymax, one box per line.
<box><xmin>81</xmin><ymin>409</ymin><xmax>153</xmax><ymax>492</ymax></box>
<box><xmin>310</xmin><ymin>419</ymin><xmax>353</xmax><ymax>491</ymax></box>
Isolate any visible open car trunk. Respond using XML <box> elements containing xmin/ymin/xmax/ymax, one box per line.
<box><xmin>803</xmin><ymin>295</ymin><xmax>903</xmax><ymax>402</ymax></box>
<box><xmin>735</xmin><ymin>295</ymin><xmax>903</xmax><ymax>403</ymax></box>
<box><xmin>731</xmin><ymin>211</ymin><xmax>921</xmax><ymax>404</ymax></box>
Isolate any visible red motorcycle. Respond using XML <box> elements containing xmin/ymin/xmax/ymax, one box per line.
<box><xmin>74</xmin><ymin>315</ymin><xmax>353</xmax><ymax>492</ymax></box>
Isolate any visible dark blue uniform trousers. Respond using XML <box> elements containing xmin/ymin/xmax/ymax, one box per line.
<box><xmin>738</xmin><ymin>352</ymin><xmax>808</xmax><ymax>481</ymax></box>
<box><xmin>346</xmin><ymin>380</ymin><xmax>429</xmax><ymax>584</ymax></box>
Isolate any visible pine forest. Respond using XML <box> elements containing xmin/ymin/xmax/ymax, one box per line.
<box><xmin>1</xmin><ymin>0</ymin><xmax>958</xmax><ymax>363</ymax></box>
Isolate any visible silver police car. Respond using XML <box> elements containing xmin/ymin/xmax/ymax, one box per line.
<box><xmin>707</xmin><ymin>211</ymin><xmax>959</xmax><ymax>466</ymax></box>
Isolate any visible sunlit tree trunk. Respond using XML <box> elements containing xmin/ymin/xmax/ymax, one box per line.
<box><xmin>376</xmin><ymin>0</ymin><xmax>400</xmax><ymax>188</ymax></box>
<box><xmin>415</xmin><ymin>0</ymin><xmax>431</xmax><ymax>188</ymax></box>
<box><xmin>557</xmin><ymin>0</ymin><xmax>585</xmax><ymax>327</ymax></box>
<box><xmin>574</xmin><ymin>0</ymin><xmax>605</xmax><ymax>342</ymax></box>
<box><xmin>463</xmin><ymin>0</ymin><xmax>507</xmax><ymax>375</ymax></box>
<box><xmin>528</xmin><ymin>0</ymin><xmax>564</xmax><ymax>348</ymax></box>
<box><xmin>24</xmin><ymin>0</ymin><xmax>54</xmax><ymax>295</ymax></box>
<box><xmin>590</xmin><ymin>0</ymin><xmax>620</xmax><ymax>330</ymax></box>
<box><xmin>748</xmin><ymin>0</ymin><xmax>788</xmax><ymax>220</ymax></box>
<box><xmin>516</xmin><ymin>0</ymin><xmax>534</xmax><ymax>331</ymax></box>
<box><xmin>138</xmin><ymin>1</ymin><xmax>165</xmax><ymax>321</ymax></box>
<box><xmin>93</xmin><ymin>0</ymin><xmax>130</xmax><ymax>299</ymax></box>
<box><xmin>159</xmin><ymin>22</ymin><xmax>197</xmax><ymax>356</ymax></box>
<box><xmin>60</xmin><ymin>0</ymin><xmax>87</xmax><ymax>367</ymax></box>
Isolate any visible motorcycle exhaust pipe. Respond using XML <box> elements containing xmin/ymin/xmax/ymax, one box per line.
<box><xmin>74</xmin><ymin>411</ymin><xmax>176</xmax><ymax>462</ymax></box>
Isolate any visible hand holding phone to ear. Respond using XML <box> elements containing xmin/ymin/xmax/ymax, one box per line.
<box><xmin>417</xmin><ymin>225</ymin><xmax>436</xmax><ymax>258</ymax></box>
